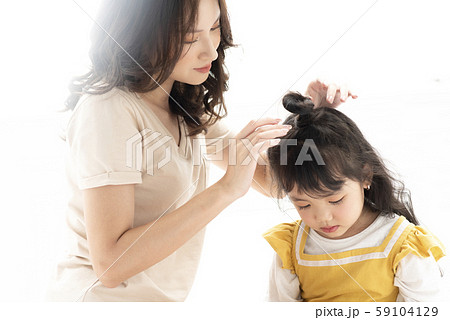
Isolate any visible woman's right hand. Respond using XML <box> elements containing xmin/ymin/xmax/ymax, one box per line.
<box><xmin>217</xmin><ymin>118</ymin><xmax>291</xmax><ymax>200</ymax></box>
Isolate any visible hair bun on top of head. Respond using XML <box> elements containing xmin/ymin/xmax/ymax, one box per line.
<box><xmin>282</xmin><ymin>92</ymin><xmax>314</xmax><ymax>116</ymax></box>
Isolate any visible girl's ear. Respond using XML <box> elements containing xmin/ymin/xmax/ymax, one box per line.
<box><xmin>362</xmin><ymin>164</ymin><xmax>373</xmax><ymax>188</ymax></box>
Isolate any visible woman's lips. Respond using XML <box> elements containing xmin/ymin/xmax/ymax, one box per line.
<box><xmin>320</xmin><ymin>225</ymin><xmax>339</xmax><ymax>233</ymax></box>
<box><xmin>194</xmin><ymin>64</ymin><xmax>211</xmax><ymax>74</ymax></box>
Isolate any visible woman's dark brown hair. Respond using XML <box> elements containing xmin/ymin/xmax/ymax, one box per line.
<box><xmin>65</xmin><ymin>0</ymin><xmax>234</xmax><ymax>136</ymax></box>
<box><xmin>267</xmin><ymin>92</ymin><xmax>419</xmax><ymax>225</ymax></box>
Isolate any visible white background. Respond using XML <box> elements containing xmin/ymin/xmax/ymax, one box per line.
<box><xmin>0</xmin><ymin>0</ymin><xmax>449</xmax><ymax>305</ymax></box>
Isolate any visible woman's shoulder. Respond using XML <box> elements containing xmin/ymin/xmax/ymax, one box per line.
<box><xmin>74</xmin><ymin>87</ymin><xmax>137</xmax><ymax>111</ymax></box>
<box><xmin>68</xmin><ymin>87</ymin><xmax>140</xmax><ymax>126</ymax></box>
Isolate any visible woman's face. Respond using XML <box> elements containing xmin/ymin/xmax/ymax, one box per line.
<box><xmin>169</xmin><ymin>0</ymin><xmax>221</xmax><ymax>85</ymax></box>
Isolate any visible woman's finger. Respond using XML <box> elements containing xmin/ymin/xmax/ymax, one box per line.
<box><xmin>326</xmin><ymin>84</ymin><xmax>337</xmax><ymax>104</ymax></box>
<box><xmin>339</xmin><ymin>85</ymin><xmax>349</xmax><ymax>102</ymax></box>
<box><xmin>237</xmin><ymin>117</ymin><xmax>282</xmax><ymax>139</ymax></box>
<box><xmin>348</xmin><ymin>90</ymin><xmax>358</xmax><ymax>99</ymax></box>
<box><xmin>247</xmin><ymin>127</ymin><xmax>291</xmax><ymax>144</ymax></box>
<box><xmin>254</xmin><ymin>123</ymin><xmax>292</xmax><ymax>133</ymax></box>
<box><xmin>318</xmin><ymin>77</ymin><xmax>329</xmax><ymax>88</ymax></box>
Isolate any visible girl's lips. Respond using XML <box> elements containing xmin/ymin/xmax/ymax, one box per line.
<box><xmin>320</xmin><ymin>225</ymin><xmax>339</xmax><ymax>233</ymax></box>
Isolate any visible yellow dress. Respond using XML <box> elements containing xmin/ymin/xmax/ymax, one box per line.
<box><xmin>263</xmin><ymin>215</ymin><xmax>445</xmax><ymax>302</ymax></box>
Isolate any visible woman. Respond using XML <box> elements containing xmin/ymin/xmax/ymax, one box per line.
<box><xmin>46</xmin><ymin>0</ymin><xmax>356</xmax><ymax>301</ymax></box>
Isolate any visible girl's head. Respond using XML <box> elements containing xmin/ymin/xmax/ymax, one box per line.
<box><xmin>267</xmin><ymin>92</ymin><xmax>418</xmax><ymax>238</ymax></box>
<box><xmin>66</xmin><ymin>0</ymin><xmax>234</xmax><ymax>135</ymax></box>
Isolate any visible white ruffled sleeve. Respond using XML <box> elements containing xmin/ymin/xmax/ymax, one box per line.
<box><xmin>266</xmin><ymin>254</ymin><xmax>302</xmax><ymax>302</ymax></box>
<box><xmin>394</xmin><ymin>254</ymin><xmax>447</xmax><ymax>302</ymax></box>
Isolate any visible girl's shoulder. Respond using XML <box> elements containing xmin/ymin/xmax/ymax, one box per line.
<box><xmin>372</xmin><ymin>214</ymin><xmax>445</xmax><ymax>265</ymax></box>
<box><xmin>263</xmin><ymin>221</ymin><xmax>300</xmax><ymax>243</ymax></box>
<box><xmin>394</xmin><ymin>220</ymin><xmax>446</xmax><ymax>271</ymax></box>
<box><xmin>263</xmin><ymin>221</ymin><xmax>301</xmax><ymax>271</ymax></box>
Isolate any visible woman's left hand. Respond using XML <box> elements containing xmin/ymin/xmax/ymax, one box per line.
<box><xmin>304</xmin><ymin>79</ymin><xmax>358</xmax><ymax>108</ymax></box>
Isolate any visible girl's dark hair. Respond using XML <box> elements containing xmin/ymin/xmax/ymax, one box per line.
<box><xmin>65</xmin><ymin>0</ymin><xmax>234</xmax><ymax>136</ymax></box>
<box><xmin>267</xmin><ymin>92</ymin><xmax>419</xmax><ymax>225</ymax></box>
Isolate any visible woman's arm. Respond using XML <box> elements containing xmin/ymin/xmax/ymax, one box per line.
<box><xmin>209</xmin><ymin>121</ymin><xmax>286</xmax><ymax>198</ymax></box>
<box><xmin>84</xmin><ymin>118</ymin><xmax>288</xmax><ymax>288</ymax></box>
<box><xmin>84</xmin><ymin>180</ymin><xmax>235</xmax><ymax>288</ymax></box>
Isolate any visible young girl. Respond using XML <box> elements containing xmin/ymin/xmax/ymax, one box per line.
<box><xmin>46</xmin><ymin>0</ymin><xmax>355</xmax><ymax>301</ymax></box>
<box><xmin>263</xmin><ymin>92</ymin><xmax>446</xmax><ymax>302</ymax></box>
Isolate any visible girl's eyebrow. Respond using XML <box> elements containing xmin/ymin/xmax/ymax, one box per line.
<box><xmin>291</xmin><ymin>196</ymin><xmax>315</xmax><ymax>202</ymax></box>
<box><xmin>192</xmin><ymin>15</ymin><xmax>220</xmax><ymax>33</ymax></box>
<box><xmin>291</xmin><ymin>191</ymin><xmax>340</xmax><ymax>202</ymax></box>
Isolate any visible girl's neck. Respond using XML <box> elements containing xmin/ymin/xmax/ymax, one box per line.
<box><xmin>334</xmin><ymin>206</ymin><xmax>379</xmax><ymax>240</ymax></box>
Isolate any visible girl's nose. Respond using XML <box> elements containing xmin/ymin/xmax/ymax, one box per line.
<box><xmin>315</xmin><ymin>210</ymin><xmax>333</xmax><ymax>224</ymax></box>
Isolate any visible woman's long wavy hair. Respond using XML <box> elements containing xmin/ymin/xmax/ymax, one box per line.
<box><xmin>267</xmin><ymin>92</ymin><xmax>419</xmax><ymax>225</ymax></box>
<box><xmin>65</xmin><ymin>0</ymin><xmax>234</xmax><ymax>136</ymax></box>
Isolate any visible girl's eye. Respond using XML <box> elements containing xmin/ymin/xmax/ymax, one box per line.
<box><xmin>330</xmin><ymin>197</ymin><xmax>344</xmax><ymax>205</ymax></box>
<box><xmin>295</xmin><ymin>197</ymin><xmax>344</xmax><ymax>211</ymax></box>
<box><xmin>211</xmin><ymin>25</ymin><xmax>221</xmax><ymax>31</ymax></box>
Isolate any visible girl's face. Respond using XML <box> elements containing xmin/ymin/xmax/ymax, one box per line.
<box><xmin>288</xmin><ymin>179</ymin><xmax>373</xmax><ymax>239</ymax></box>
<box><xmin>169</xmin><ymin>0</ymin><xmax>221</xmax><ymax>85</ymax></box>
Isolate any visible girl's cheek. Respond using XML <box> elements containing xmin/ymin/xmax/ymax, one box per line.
<box><xmin>299</xmin><ymin>213</ymin><xmax>315</xmax><ymax>226</ymax></box>
<box><xmin>329</xmin><ymin>206</ymin><xmax>344</xmax><ymax>221</ymax></box>
<box><xmin>336</xmin><ymin>203</ymin><xmax>355</xmax><ymax>221</ymax></box>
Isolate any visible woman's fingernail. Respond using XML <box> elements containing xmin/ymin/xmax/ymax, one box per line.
<box><xmin>272</xmin><ymin>138</ymin><xmax>281</xmax><ymax>145</ymax></box>
<box><xmin>327</xmin><ymin>95</ymin><xmax>334</xmax><ymax>103</ymax></box>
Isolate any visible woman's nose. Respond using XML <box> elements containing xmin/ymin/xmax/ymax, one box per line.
<box><xmin>199</xmin><ymin>35</ymin><xmax>218</xmax><ymax>61</ymax></box>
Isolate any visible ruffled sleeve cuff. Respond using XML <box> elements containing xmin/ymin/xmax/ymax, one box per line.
<box><xmin>394</xmin><ymin>225</ymin><xmax>446</xmax><ymax>272</ymax></box>
<box><xmin>263</xmin><ymin>222</ymin><xmax>298</xmax><ymax>273</ymax></box>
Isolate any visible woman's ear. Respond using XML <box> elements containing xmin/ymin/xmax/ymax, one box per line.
<box><xmin>362</xmin><ymin>164</ymin><xmax>373</xmax><ymax>188</ymax></box>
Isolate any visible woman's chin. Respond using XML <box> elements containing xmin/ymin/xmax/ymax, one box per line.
<box><xmin>181</xmin><ymin>74</ymin><xmax>210</xmax><ymax>86</ymax></box>
<box><xmin>189</xmin><ymin>78</ymin><xmax>209</xmax><ymax>86</ymax></box>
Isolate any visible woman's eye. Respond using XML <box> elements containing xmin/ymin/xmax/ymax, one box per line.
<box><xmin>297</xmin><ymin>204</ymin><xmax>310</xmax><ymax>210</ymax></box>
<box><xmin>185</xmin><ymin>25</ymin><xmax>220</xmax><ymax>44</ymax></box>
<box><xmin>184</xmin><ymin>37</ymin><xmax>199</xmax><ymax>44</ymax></box>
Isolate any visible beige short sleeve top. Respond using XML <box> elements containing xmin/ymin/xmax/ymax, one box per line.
<box><xmin>46</xmin><ymin>87</ymin><xmax>235</xmax><ymax>301</ymax></box>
